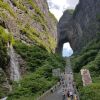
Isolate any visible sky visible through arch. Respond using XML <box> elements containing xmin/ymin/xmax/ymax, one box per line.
<box><xmin>47</xmin><ymin>0</ymin><xmax>79</xmax><ymax>57</ymax></box>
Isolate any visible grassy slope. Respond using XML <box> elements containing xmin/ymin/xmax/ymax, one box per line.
<box><xmin>71</xmin><ymin>39</ymin><xmax>100</xmax><ymax>100</ymax></box>
<box><xmin>7</xmin><ymin>41</ymin><xmax>65</xmax><ymax>100</ymax></box>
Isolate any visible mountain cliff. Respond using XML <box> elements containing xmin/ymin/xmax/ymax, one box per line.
<box><xmin>0</xmin><ymin>0</ymin><xmax>66</xmax><ymax>99</ymax></box>
<box><xmin>57</xmin><ymin>0</ymin><xmax>100</xmax><ymax>53</ymax></box>
<box><xmin>57</xmin><ymin>1</ymin><xmax>100</xmax><ymax>99</ymax></box>
<box><xmin>0</xmin><ymin>0</ymin><xmax>57</xmax><ymax>52</ymax></box>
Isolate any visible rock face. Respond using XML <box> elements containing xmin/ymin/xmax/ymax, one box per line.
<box><xmin>57</xmin><ymin>0</ymin><xmax>100</xmax><ymax>53</ymax></box>
<box><xmin>0</xmin><ymin>0</ymin><xmax>57</xmax><ymax>52</ymax></box>
<box><xmin>8</xmin><ymin>44</ymin><xmax>21</xmax><ymax>81</ymax></box>
<box><xmin>0</xmin><ymin>68</ymin><xmax>12</xmax><ymax>98</ymax></box>
<box><xmin>56</xmin><ymin>10</ymin><xmax>73</xmax><ymax>53</ymax></box>
<box><xmin>0</xmin><ymin>0</ymin><xmax>57</xmax><ymax>97</ymax></box>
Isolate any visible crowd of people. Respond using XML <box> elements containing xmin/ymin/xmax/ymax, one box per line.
<box><xmin>61</xmin><ymin>73</ymin><xmax>78</xmax><ymax>100</ymax></box>
<box><xmin>50</xmin><ymin>72</ymin><xmax>78</xmax><ymax>100</ymax></box>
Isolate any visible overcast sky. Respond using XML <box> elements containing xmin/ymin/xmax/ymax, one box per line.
<box><xmin>62</xmin><ymin>43</ymin><xmax>73</xmax><ymax>57</ymax></box>
<box><xmin>47</xmin><ymin>0</ymin><xmax>79</xmax><ymax>20</ymax></box>
<box><xmin>47</xmin><ymin>0</ymin><xmax>79</xmax><ymax>56</ymax></box>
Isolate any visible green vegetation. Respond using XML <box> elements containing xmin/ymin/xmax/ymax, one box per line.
<box><xmin>49</xmin><ymin>12</ymin><xmax>57</xmax><ymax>23</ymax></box>
<box><xmin>12</xmin><ymin>0</ymin><xmax>56</xmax><ymax>52</ymax></box>
<box><xmin>7</xmin><ymin>41</ymin><xmax>65</xmax><ymax>100</ymax></box>
<box><xmin>0</xmin><ymin>1</ymin><xmax>59</xmax><ymax>99</ymax></box>
<box><xmin>0</xmin><ymin>0</ymin><xmax>56</xmax><ymax>53</ymax></box>
<box><xmin>72</xmin><ymin>39</ymin><xmax>100</xmax><ymax>100</ymax></box>
<box><xmin>13</xmin><ymin>41</ymin><xmax>65</xmax><ymax>72</ymax></box>
<box><xmin>20</xmin><ymin>23</ymin><xmax>56</xmax><ymax>53</ymax></box>
<box><xmin>0</xmin><ymin>12</ymin><xmax>8</xmax><ymax>20</ymax></box>
<box><xmin>0</xmin><ymin>26</ymin><xmax>13</xmax><ymax>98</ymax></box>
<box><xmin>13</xmin><ymin>0</ymin><xmax>28</xmax><ymax>13</ymax></box>
<box><xmin>32</xmin><ymin>14</ymin><xmax>48</xmax><ymax>31</ymax></box>
<box><xmin>96</xmin><ymin>14</ymin><xmax>100</xmax><ymax>22</ymax></box>
<box><xmin>0</xmin><ymin>0</ymin><xmax>16</xmax><ymax>17</ymax></box>
<box><xmin>27</xmin><ymin>0</ymin><xmax>48</xmax><ymax>31</ymax></box>
<box><xmin>72</xmin><ymin>39</ymin><xmax>100</xmax><ymax>72</ymax></box>
<box><xmin>0</xmin><ymin>68</ymin><xmax>9</xmax><ymax>98</ymax></box>
<box><xmin>28</xmin><ymin>0</ymin><xmax>45</xmax><ymax>20</ymax></box>
<box><xmin>48</xmin><ymin>34</ymin><xmax>57</xmax><ymax>52</ymax></box>
<box><xmin>65</xmin><ymin>9</ymin><xmax>74</xmax><ymax>15</ymax></box>
<box><xmin>0</xmin><ymin>26</ymin><xmax>10</xmax><ymax>68</ymax></box>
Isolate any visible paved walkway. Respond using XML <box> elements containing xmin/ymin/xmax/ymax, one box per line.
<box><xmin>44</xmin><ymin>58</ymin><xmax>79</xmax><ymax>100</ymax></box>
<box><xmin>45</xmin><ymin>86</ymin><xmax>62</xmax><ymax>100</ymax></box>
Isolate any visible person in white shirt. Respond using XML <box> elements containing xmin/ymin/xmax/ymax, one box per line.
<box><xmin>69</xmin><ymin>91</ymin><xmax>73</xmax><ymax>100</ymax></box>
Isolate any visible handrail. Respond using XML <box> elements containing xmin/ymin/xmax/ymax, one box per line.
<box><xmin>36</xmin><ymin>83</ymin><xmax>59</xmax><ymax>100</ymax></box>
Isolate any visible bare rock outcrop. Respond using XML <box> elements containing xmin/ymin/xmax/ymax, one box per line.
<box><xmin>57</xmin><ymin>0</ymin><xmax>100</xmax><ymax>53</ymax></box>
<box><xmin>0</xmin><ymin>0</ymin><xmax>57</xmax><ymax>52</ymax></box>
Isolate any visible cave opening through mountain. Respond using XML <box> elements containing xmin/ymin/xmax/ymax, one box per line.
<box><xmin>62</xmin><ymin>42</ymin><xmax>73</xmax><ymax>57</ymax></box>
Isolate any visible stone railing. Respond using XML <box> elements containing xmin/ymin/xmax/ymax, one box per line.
<box><xmin>36</xmin><ymin>83</ymin><xmax>60</xmax><ymax>100</ymax></box>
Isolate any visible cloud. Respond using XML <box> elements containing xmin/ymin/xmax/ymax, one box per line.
<box><xmin>47</xmin><ymin>0</ymin><xmax>70</xmax><ymax>20</ymax></box>
<box><xmin>62</xmin><ymin>43</ymin><xmax>73</xmax><ymax>57</ymax></box>
<box><xmin>47</xmin><ymin>1</ymin><xmax>60</xmax><ymax>10</ymax></box>
<box><xmin>47</xmin><ymin>0</ymin><xmax>79</xmax><ymax>20</ymax></box>
<box><xmin>66</xmin><ymin>0</ymin><xmax>79</xmax><ymax>9</ymax></box>
<box><xmin>47</xmin><ymin>0</ymin><xmax>79</xmax><ymax>56</ymax></box>
<box><xmin>62</xmin><ymin>48</ymin><xmax>73</xmax><ymax>57</ymax></box>
<box><xmin>49</xmin><ymin>9</ymin><xmax>63</xmax><ymax>20</ymax></box>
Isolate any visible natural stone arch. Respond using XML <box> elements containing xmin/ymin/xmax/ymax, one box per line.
<box><xmin>56</xmin><ymin>29</ymin><xmax>72</xmax><ymax>54</ymax></box>
<box><xmin>56</xmin><ymin>10</ymin><xmax>74</xmax><ymax>54</ymax></box>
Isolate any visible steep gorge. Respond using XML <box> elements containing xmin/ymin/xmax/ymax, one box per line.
<box><xmin>0</xmin><ymin>0</ymin><xmax>100</xmax><ymax>99</ymax></box>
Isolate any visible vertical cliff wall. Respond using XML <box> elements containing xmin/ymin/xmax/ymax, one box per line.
<box><xmin>56</xmin><ymin>10</ymin><xmax>73</xmax><ymax>53</ymax></box>
<box><xmin>57</xmin><ymin>0</ymin><xmax>100</xmax><ymax>53</ymax></box>
<box><xmin>0</xmin><ymin>0</ymin><xmax>57</xmax><ymax>52</ymax></box>
<box><xmin>0</xmin><ymin>0</ymin><xmax>57</xmax><ymax>97</ymax></box>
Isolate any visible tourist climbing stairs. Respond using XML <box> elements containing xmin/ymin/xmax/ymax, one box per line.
<box><xmin>38</xmin><ymin>57</ymin><xmax>79</xmax><ymax>100</ymax></box>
